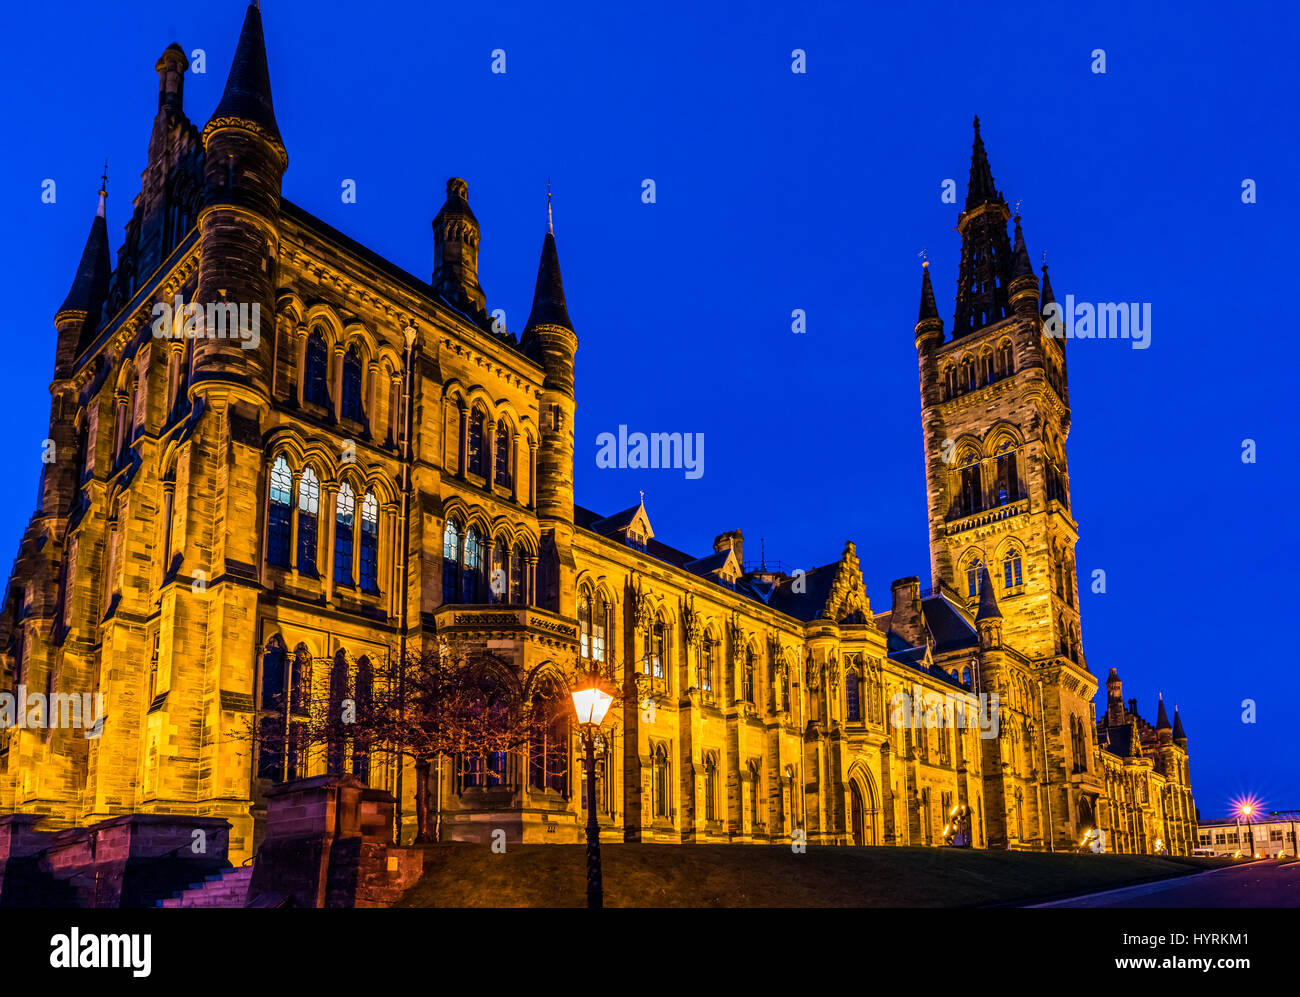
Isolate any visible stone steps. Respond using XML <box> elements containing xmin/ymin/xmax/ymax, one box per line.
<box><xmin>158</xmin><ymin>865</ymin><xmax>254</xmax><ymax>908</ymax></box>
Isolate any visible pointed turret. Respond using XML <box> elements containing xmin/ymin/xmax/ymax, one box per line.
<box><xmin>193</xmin><ymin>2</ymin><xmax>288</xmax><ymax>406</ymax></box>
<box><xmin>975</xmin><ymin>563</ymin><xmax>1001</xmax><ymax>621</ymax></box>
<box><xmin>974</xmin><ymin>563</ymin><xmax>1003</xmax><ymax>649</ymax></box>
<box><xmin>522</xmin><ymin>201</ymin><xmax>579</xmax><ymax>615</ymax></box>
<box><xmin>1011</xmin><ymin>216</ymin><xmax>1033</xmax><ymax>279</ymax></box>
<box><xmin>522</xmin><ymin>232</ymin><xmax>573</xmax><ymax>349</ymax></box>
<box><xmin>1172</xmin><ymin>707</ymin><xmax>1186</xmax><ymax>745</ymax></box>
<box><xmin>914</xmin><ymin>261</ymin><xmax>944</xmax><ymax>354</ymax></box>
<box><xmin>1156</xmin><ymin>694</ymin><xmax>1171</xmax><ymax>730</ymax></box>
<box><xmin>1106</xmin><ymin>668</ymin><xmax>1125</xmax><ymax>726</ymax></box>
<box><xmin>431</xmin><ymin>177</ymin><xmax>488</xmax><ymax>325</ymax></box>
<box><xmin>952</xmin><ymin>116</ymin><xmax>1013</xmax><ymax>336</ymax></box>
<box><xmin>1040</xmin><ymin>261</ymin><xmax>1056</xmax><ymax>311</ymax></box>
<box><xmin>209</xmin><ymin>2</ymin><xmax>282</xmax><ymax>145</ymax></box>
<box><xmin>965</xmin><ymin>115</ymin><xmax>1001</xmax><ymax>210</ymax></box>
<box><xmin>55</xmin><ymin>190</ymin><xmax>111</xmax><ymax>325</ymax></box>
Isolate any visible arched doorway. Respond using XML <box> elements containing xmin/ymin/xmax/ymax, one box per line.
<box><xmin>848</xmin><ymin>770</ymin><xmax>879</xmax><ymax>846</ymax></box>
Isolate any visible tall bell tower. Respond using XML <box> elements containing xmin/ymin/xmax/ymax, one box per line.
<box><xmin>916</xmin><ymin>116</ymin><xmax>1079</xmax><ymax>665</ymax></box>
<box><xmin>915</xmin><ymin>117</ymin><xmax>1100</xmax><ymax>849</ymax></box>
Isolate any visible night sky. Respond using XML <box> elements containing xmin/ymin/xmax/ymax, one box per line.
<box><xmin>2</xmin><ymin>0</ymin><xmax>1295</xmax><ymax>820</ymax></box>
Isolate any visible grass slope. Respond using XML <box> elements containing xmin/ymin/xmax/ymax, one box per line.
<box><xmin>396</xmin><ymin>843</ymin><xmax>1229</xmax><ymax>907</ymax></box>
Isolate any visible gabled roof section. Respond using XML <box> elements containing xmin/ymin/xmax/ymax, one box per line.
<box><xmin>685</xmin><ymin>547</ymin><xmax>740</xmax><ymax>581</ymax></box>
<box><xmin>589</xmin><ymin>496</ymin><xmax>653</xmax><ymax>542</ymax></box>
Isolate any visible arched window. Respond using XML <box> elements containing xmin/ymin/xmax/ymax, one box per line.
<box><xmin>998</xmin><ymin>340</ymin><xmax>1015</xmax><ymax>377</ymax></box>
<box><xmin>494</xmin><ymin>421</ymin><xmax>512</xmax><ymax>488</ymax></box>
<box><xmin>334</xmin><ymin>483</ymin><xmax>355</xmax><ymax>587</ymax></box>
<box><xmin>297</xmin><ymin>468</ymin><xmax>320</xmax><ymax>575</ymax></box>
<box><xmin>845</xmin><ymin>667</ymin><xmax>861</xmax><ymax>722</ymax></box>
<box><xmin>290</xmin><ymin>643</ymin><xmax>312</xmax><ymax>722</ymax></box>
<box><xmin>965</xmin><ymin>557</ymin><xmax>983</xmax><ymax>598</ymax></box>
<box><xmin>442</xmin><ymin>520</ymin><xmax>460</xmax><ymax>603</ymax></box>
<box><xmin>743</xmin><ymin>646</ymin><xmax>756</xmax><ymax>704</ymax></box>
<box><xmin>257</xmin><ymin>638</ymin><xmax>288</xmax><ymax>780</ymax></box>
<box><xmin>304</xmin><ymin>331</ymin><xmax>330</xmax><ymax>407</ymax></box>
<box><xmin>462</xmin><ymin>528</ymin><xmax>481</xmax><ymax>603</ymax></box>
<box><xmin>959</xmin><ymin>454</ymin><xmax>982</xmax><ymax>516</ymax></box>
<box><xmin>701</xmin><ymin>637</ymin><xmax>715</xmax><ymax>694</ymax></box>
<box><xmin>944</xmin><ymin>367</ymin><xmax>958</xmax><ymax>400</ymax></box>
<box><xmin>578</xmin><ymin>590</ymin><xmax>592</xmax><ymax>659</ymax></box>
<box><xmin>982</xmin><ymin>352</ymin><xmax>995</xmax><ymax>385</ymax></box>
<box><xmin>704</xmin><ymin>753</ymin><xmax>718</xmax><ymax>822</ymax></box>
<box><xmin>1003</xmin><ymin>548</ymin><xmax>1023</xmax><ymax>589</ymax></box>
<box><xmin>653</xmin><ymin>744</ymin><xmax>670</xmax><ymax>818</ymax></box>
<box><xmin>746</xmin><ymin>761</ymin><xmax>760</xmax><ymax>830</ymax></box>
<box><xmin>995</xmin><ymin>443</ymin><xmax>1020</xmax><ymax>505</ymax></box>
<box><xmin>652</xmin><ymin>619</ymin><xmax>666</xmax><ymax>681</ymax></box>
<box><xmin>359</xmin><ymin>491</ymin><xmax>379</xmax><ymax>592</ymax></box>
<box><xmin>509</xmin><ymin>543</ymin><xmax>525</xmax><ymax>604</ymax></box>
<box><xmin>592</xmin><ymin>593</ymin><xmax>608</xmax><ymax>662</ymax></box>
<box><xmin>1065</xmin><ymin>557</ymin><xmax>1076</xmax><ymax>607</ymax></box>
<box><xmin>962</xmin><ymin>356</ymin><xmax>977</xmax><ymax>392</ymax></box>
<box><xmin>529</xmin><ymin>679</ymin><xmax>569</xmax><ymax>795</ymax></box>
<box><xmin>353</xmin><ymin>656</ymin><xmax>372</xmax><ymax>782</ymax></box>
<box><xmin>467</xmin><ymin>411</ymin><xmax>486</xmax><ymax>476</ymax></box>
<box><xmin>268</xmin><ymin>456</ymin><xmax>292</xmax><ymax>568</ymax></box>
<box><xmin>341</xmin><ymin>348</ymin><xmax>364</xmax><ymax>422</ymax></box>
<box><xmin>962</xmin><ymin>666</ymin><xmax>972</xmax><ymax>687</ymax></box>
<box><xmin>491</xmin><ymin>539</ymin><xmax>508</xmax><ymax>603</ymax></box>
<box><xmin>328</xmin><ymin>650</ymin><xmax>349</xmax><ymax>775</ymax></box>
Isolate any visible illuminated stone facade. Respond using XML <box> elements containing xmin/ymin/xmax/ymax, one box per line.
<box><xmin>0</xmin><ymin>5</ymin><xmax>1195</xmax><ymax>865</ymax></box>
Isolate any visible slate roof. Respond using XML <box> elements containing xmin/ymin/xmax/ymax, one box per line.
<box><xmin>210</xmin><ymin>3</ymin><xmax>282</xmax><ymax>143</ymax></box>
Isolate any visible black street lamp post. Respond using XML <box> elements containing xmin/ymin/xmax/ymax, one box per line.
<box><xmin>571</xmin><ymin>684</ymin><xmax>613</xmax><ymax>909</ymax></box>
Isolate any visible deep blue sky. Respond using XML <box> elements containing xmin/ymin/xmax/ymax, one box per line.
<box><xmin>2</xmin><ymin>1</ymin><xmax>1295</xmax><ymax>820</ymax></box>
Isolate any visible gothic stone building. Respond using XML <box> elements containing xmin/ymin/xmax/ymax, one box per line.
<box><xmin>0</xmin><ymin>5</ymin><xmax>1196</xmax><ymax>864</ymax></box>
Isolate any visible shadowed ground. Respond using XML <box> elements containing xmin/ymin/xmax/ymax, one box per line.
<box><xmin>395</xmin><ymin>843</ymin><xmax>1231</xmax><ymax>907</ymax></box>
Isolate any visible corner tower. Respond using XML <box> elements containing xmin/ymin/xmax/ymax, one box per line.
<box><xmin>191</xmin><ymin>1</ymin><xmax>287</xmax><ymax>405</ymax></box>
<box><xmin>521</xmin><ymin>213</ymin><xmax>577</xmax><ymax>617</ymax></box>
<box><xmin>916</xmin><ymin>118</ymin><xmax>1098</xmax><ymax>850</ymax></box>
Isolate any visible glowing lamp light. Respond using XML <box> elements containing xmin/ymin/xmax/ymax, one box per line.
<box><xmin>571</xmin><ymin>686</ymin><xmax>613</xmax><ymax>728</ymax></box>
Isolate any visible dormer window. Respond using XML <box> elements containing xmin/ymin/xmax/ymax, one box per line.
<box><xmin>625</xmin><ymin>529</ymin><xmax>646</xmax><ymax>553</ymax></box>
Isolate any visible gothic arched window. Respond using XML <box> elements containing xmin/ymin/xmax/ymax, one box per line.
<box><xmin>653</xmin><ymin>744</ymin><xmax>670</xmax><ymax>818</ymax></box>
<box><xmin>353</xmin><ymin>656</ymin><xmax>373</xmax><ymax>782</ymax></box>
<box><xmin>593</xmin><ymin>593</ymin><xmax>608</xmax><ymax>662</ymax></box>
<box><xmin>494</xmin><ymin>421</ymin><xmax>512</xmax><ymax>488</ymax></box>
<box><xmin>327</xmin><ymin>650</ymin><xmax>349</xmax><ymax>775</ymax></box>
<box><xmin>442</xmin><ymin>520</ymin><xmax>460</xmax><ymax>603</ymax></box>
<box><xmin>304</xmin><ymin>331</ymin><xmax>330</xmax><ymax>407</ymax></box>
<box><xmin>701</xmin><ymin>636</ymin><xmax>715</xmax><ymax>694</ymax></box>
<box><xmin>297</xmin><ymin>468</ymin><xmax>320</xmax><ymax>575</ymax></box>
<box><xmin>510</xmin><ymin>542</ymin><xmax>525</xmax><ymax>604</ymax></box>
<box><xmin>268</xmin><ymin>456</ymin><xmax>292</xmax><ymax>568</ymax></box>
<box><xmin>334</xmin><ymin>483</ymin><xmax>355</xmax><ymax>587</ymax></box>
<box><xmin>959</xmin><ymin>454</ymin><xmax>982</xmax><ymax>516</ymax></box>
<box><xmin>341</xmin><ymin>347</ymin><xmax>364</xmax><ymax>422</ymax></box>
<box><xmin>359</xmin><ymin>491</ymin><xmax>379</xmax><ymax>592</ymax></box>
<box><xmin>578</xmin><ymin>590</ymin><xmax>592</xmax><ymax>659</ymax></box>
<box><xmin>845</xmin><ymin>667</ymin><xmax>861</xmax><ymax>722</ymax></box>
<box><xmin>1003</xmin><ymin>548</ymin><xmax>1023</xmax><ymax>590</ymax></box>
<box><xmin>966</xmin><ymin>557</ymin><xmax>983</xmax><ymax>599</ymax></box>
<box><xmin>998</xmin><ymin>339</ymin><xmax>1015</xmax><ymax>377</ymax></box>
<box><xmin>704</xmin><ymin>753</ymin><xmax>718</xmax><ymax>822</ymax></box>
<box><xmin>995</xmin><ymin>443</ymin><xmax>1020</xmax><ymax>506</ymax></box>
<box><xmin>462</xmin><ymin>528</ymin><xmax>481</xmax><ymax>603</ymax></box>
<box><xmin>467</xmin><ymin>411</ymin><xmax>486</xmax><ymax>476</ymax></box>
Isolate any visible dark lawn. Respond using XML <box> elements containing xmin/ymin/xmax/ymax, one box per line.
<box><xmin>396</xmin><ymin>843</ymin><xmax>1231</xmax><ymax>907</ymax></box>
